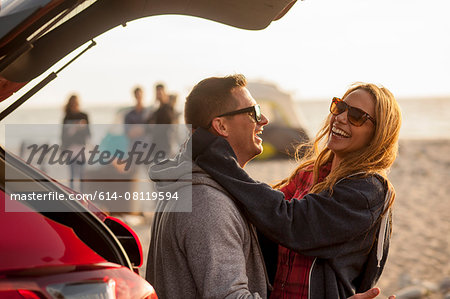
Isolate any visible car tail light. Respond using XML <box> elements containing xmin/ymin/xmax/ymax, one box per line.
<box><xmin>45</xmin><ymin>273</ymin><xmax>157</xmax><ymax>299</ymax></box>
<box><xmin>17</xmin><ymin>290</ymin><xmax>43</xmax><ymax>299</ymax></box>
<box><xmin>47</xmin><ymin>279</ymin><xmax>116</xmax><ymax>298</ymax></box>
<box><xmin>0</xmin><ymin>267</ymin><xmax>157</xmax><ymax>299</ymax></box>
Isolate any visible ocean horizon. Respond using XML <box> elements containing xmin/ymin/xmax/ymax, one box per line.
<box><xmin>1</xmin><ymin>97</ymin><xmax>449</xmax><ymax>144</ymax></box>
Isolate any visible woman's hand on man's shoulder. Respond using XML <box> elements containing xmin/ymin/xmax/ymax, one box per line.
<box><xmin>349</xmin><ymin>287</ymin><xmax>396</xmax><ymax>299</ymax></box>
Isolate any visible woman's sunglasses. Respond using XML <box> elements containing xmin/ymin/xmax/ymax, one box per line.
<box><xmin>216</xmin><ymin>104</ymin><xmax>262</xmax><ymax>123</ymax></box>
<box><xmin>330</xmin><ymin>97</ymin><xmax>376</xmax><ymax>127</ymax></box>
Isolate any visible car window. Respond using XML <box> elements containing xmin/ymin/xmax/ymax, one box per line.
<box><xmin>0</xmin><ymin>0</ymin><xmax>51</xmax><ymax>38</ymax></box>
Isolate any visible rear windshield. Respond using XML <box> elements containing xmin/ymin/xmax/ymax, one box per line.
<box><xmin>0</xmin><ymin>0</ymin><xmax>50</xmax><ymax>39</ymax></box>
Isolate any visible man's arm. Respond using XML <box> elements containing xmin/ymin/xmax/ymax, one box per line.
<box><xmin>178</xmin><ymin>187</ymin><xmax>264</xmax><ymax>298</ymax></box>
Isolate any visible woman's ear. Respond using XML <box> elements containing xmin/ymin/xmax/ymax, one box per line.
<box><xmin>210</xmin><ymin>117</ymin><xmax>229</xmax><ymax>137</ymax></box>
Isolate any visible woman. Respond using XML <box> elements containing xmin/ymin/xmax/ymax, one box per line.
<box><xmin>193</xmin><ymin>82</ymin><xmax>401</xmax><ymax>298</ymax></box>
<box><xmin>61</xmin><ymin>94</ymin><xmax>90</xmax><ymax>192</ymax></box>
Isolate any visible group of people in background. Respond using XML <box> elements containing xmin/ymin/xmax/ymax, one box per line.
<box><xmin>61</xmin><ymin>82</ymin><xmax>179</xmax><ymax>192</ymax></box>
<box><xmin>125</xmin><ymin>83</ymin><xmax>179</xmax><ymax>127</ymax></box>
<box><xmin>124</xmin><ymin>83</ymin><xmax>180</xmax><ymax>162</ymax></box>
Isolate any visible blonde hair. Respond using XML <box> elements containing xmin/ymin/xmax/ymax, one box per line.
<box><xmin>274</xmin><ymin>82</ymin><xmax>401</xmax><ymax>213</ymax></box>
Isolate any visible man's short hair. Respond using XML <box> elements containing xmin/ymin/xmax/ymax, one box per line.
<box><xmin>155</xmin><ymin>83</ymin><xmax>165</xmax><ymax>89</ymax></box>
<box><xmin>134</xmin><ymin>86</ymin><xmax>142</xmax><ymax>97</ymax></box>
<box><xmin>185</xmin><ymin>74</ymin><xmax>247</xmax><ymax>129</ymax></box>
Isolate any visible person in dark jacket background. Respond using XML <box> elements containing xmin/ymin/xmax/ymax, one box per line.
<box><xmin>61</xmin><ymin>93</ymin><xmax>90</xmax><ymax>192</ymax></box>
<box><xmin>193</xmin><ymin>82</ymin><xmax>402</xmax><ymax>298</ymax></box>
<box><xmin>147</xmin><ymin>83</ymin><xmax>177</xmax><ymax>160</ymax></box>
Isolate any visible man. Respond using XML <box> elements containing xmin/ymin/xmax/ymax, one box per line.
<box><xmin>147</xmin><ymin>83</ymin><xmax>176</xmax><ymax>158</ymax></box>
<box><xmin>147</xmin><ymin>75</ymin><xmax>268</xmax><ymax>298</ymax></box>
<box><xmin>146</xmin><ymin>75</ymin><xmax>394</xmax><ymax>299</ymax></box>
<box><xmin>122</xmin><ymin>86</ymin><xmax>151</xmax><ymax>208</ymax></box>
<box><xmin>124</xmin><ymin>86</ymin><xmax>149</xmax><ymax>144</ymax></box>
<box><xmin>147</xmin><ymin>83</ymin><xmax>175</xmax><ymax>125</ymax></box>
<box><xmin>125</xmin><ymin>86</ymin><xmax>146</xmax><ymax>126</ymax></box>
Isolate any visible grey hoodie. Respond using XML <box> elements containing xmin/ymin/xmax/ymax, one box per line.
<box><xmin>146</xmin><ymin>151</ymin><xmax>269</xmax><ymax>299</ymax></box>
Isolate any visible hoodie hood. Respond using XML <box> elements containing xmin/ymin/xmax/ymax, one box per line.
<box><xmin>149</xmin><ymin>138</ymin><xmax>227</xmax><ymax>195</ymax></box>
<box><xmin>149</xmin><ymin>154</ymin><xmax>193</xmax><ymax>193</ymax></box>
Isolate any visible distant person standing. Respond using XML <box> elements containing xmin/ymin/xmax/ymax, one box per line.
<box><xmin>61</xmin><ymin>94</ymin><xmax>90</xmax><ymax>192</ymax></box>
<box><xmin>123</xmin><ymin>86</ymin><xmax>149</xmax><ymax>180</ymax></box>
<box><xmin>147</xmin><ymin>83</ymin><xmax>174</xmax><ymax>124</ymax></box>
<box><xmin>147</xmin><ymin>83</ymin><xmax>176</xmax><ymax>160</ymax></box>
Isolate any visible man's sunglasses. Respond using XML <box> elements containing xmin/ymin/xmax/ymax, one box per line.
<box><xmin>216</xmin><ymin>104</ymin><xmax>262</xmax><ymax>123</ymax></box>
<box><xmin>330</xmin><ymin>97</ymin><xmax>376</xmax><ymax>127</ymax></box>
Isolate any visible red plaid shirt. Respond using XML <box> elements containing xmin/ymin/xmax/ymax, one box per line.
<box><xmin>270</xmin><ymin>163</ymin><xmax>331</xmax><ymax>299</ymax></box>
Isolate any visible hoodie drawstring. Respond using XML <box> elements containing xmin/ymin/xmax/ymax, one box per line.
<box><xmin>376</xmin><ymin>189</ymin><xmax>392</xmax><ymax>267</ymax></box>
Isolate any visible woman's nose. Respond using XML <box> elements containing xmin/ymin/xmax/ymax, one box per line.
<box><xmin>335</xmin><ymin>110</ymin><xmax>348</xmax><ymax>124</ymax></box>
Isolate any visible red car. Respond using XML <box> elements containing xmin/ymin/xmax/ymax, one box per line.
<box><xmin>0</xmin><ymin>0</ymin><xmax>295</xmax><ymax>298</ymax></box>
<box><xmin>0</xmin><ymin>175</ymin><xmax>157</xmax><ymax>298</ymax></box>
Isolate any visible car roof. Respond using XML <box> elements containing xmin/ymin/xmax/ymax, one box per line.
<box><xmin>0</xmin><ymin>0</ymin><xmax>297</xmax><ymax>103</ymax></box>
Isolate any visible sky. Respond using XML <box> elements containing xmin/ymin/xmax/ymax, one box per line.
<box><xmin>2</xmin><ymin>0</ymin><xmax>450</xmax><ymax>109</ymax></box>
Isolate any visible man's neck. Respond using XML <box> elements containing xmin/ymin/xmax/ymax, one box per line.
<box><xmin>238</xmin><ymin>155</ymin><xmax>254</xmax><ymax>168</ymax></box>
<box><xmin>195</xmin><ymin>127</ymin><xmax>252</xmax><ymax>169</ymax></box>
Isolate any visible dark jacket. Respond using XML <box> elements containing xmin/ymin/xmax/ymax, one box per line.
<box><xmin>192</xmin><ymin>128</ymin><xmax>391</xmax><ymax>299</ymax></box>
<box><xmin>61</xmin><ymin>112</ymin><xmax>90</xmax><ymax>149</ymax></box>
<box><xmin>147</xmin><ymin>103</ymin><xmax>175</xmax><ymax>124</ymax></box>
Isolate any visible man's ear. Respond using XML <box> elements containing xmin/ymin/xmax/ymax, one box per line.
<box><xmin>210</xmin><ymin>117</ymin><xmax>229</xmax><ymax>137</ymax></box>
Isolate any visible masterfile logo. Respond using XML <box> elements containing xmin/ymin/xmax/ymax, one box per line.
<box><xmin>4</xmin><ymin>123</ymin><xmax>193</xmax><ymax>213</ymax></box>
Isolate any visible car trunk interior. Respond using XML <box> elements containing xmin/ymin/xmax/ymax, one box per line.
<box><xmin>0</xmin><ymin>146</ymin><xmax>136</xmax><ymax>269</ymax></box>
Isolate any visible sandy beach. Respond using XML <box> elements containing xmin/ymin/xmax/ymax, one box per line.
<box><xmin>132</xmin><ymin>138</ymin><xmax>450</xmax><ymax>298</ymax></box>
<box><xmin>246</xmin><ymin>139</ymin><xmax>450</xmax><ymax>298</ymax></box>
<box><xmin>376</xmin><ymin>139</ymin><xmax>450</xmax><ymax>298</ymax></box>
